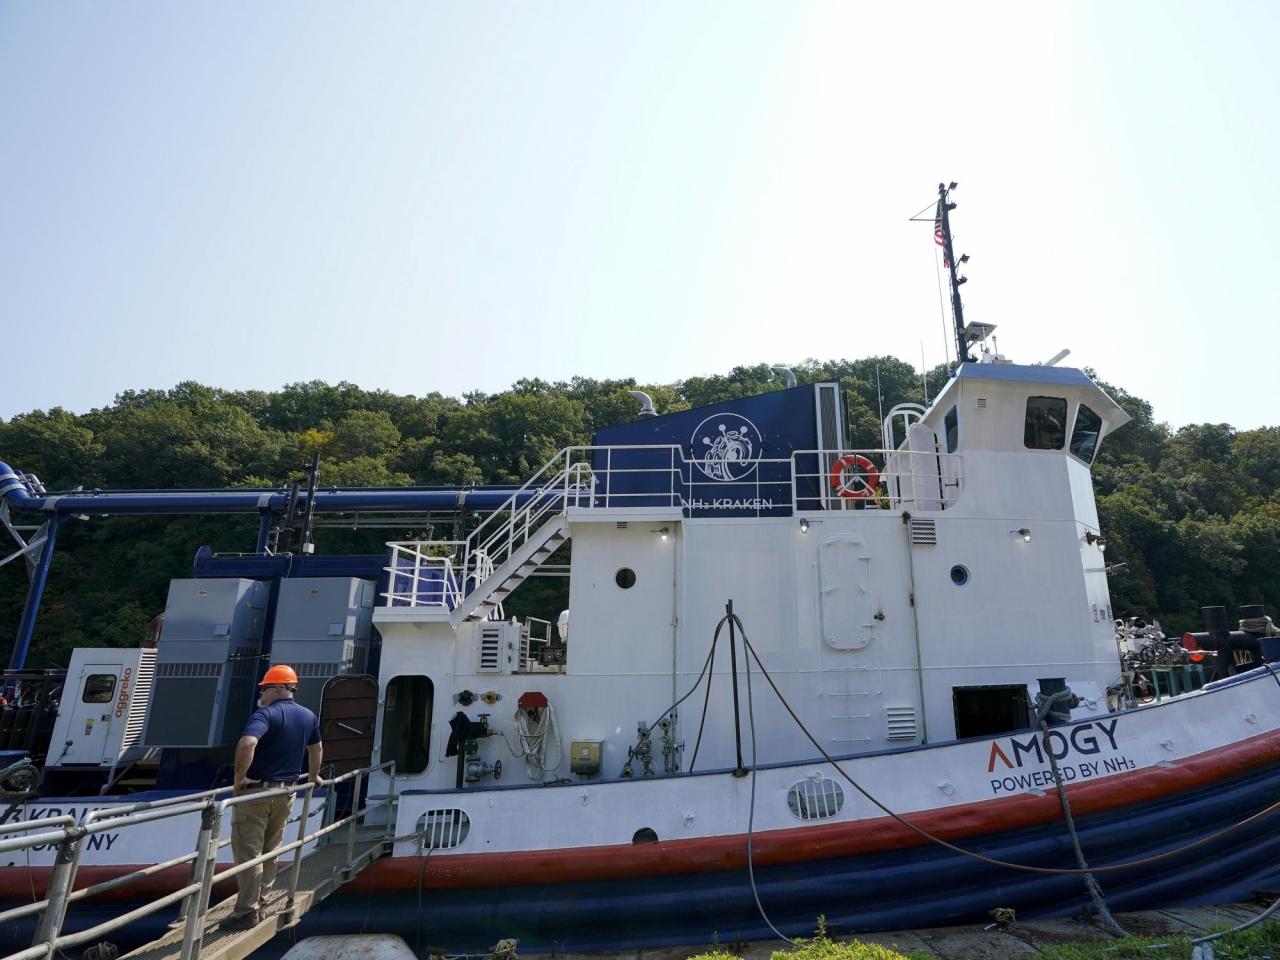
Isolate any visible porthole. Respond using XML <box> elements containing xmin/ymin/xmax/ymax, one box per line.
<box><xmin>950</xmin><ymin>565</ymin><xmax>969</xmax><ymax>586</ymax></box>
<box><xmin>615</xmin><ymin>568</ymin><xmax>637</xmax><ymax>589</ymax></box>
<box><xmin>632</xmin><ymin>827</ymin><xmax>658</xmax><ymax>844</ymax></box>
<box><xmin>786</xmin><ymin>778</ymin><xmax>845</xmax><ymax>820</ymax></box>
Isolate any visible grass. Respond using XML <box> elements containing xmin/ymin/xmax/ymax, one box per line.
<box><xmin>1033</xmin><ymin>918</ymin><xmax>1280</xmax><ymax>959</ymax></box>
<box><xmin>685</xmin><ymin>917</ymin><xmax>1280</xmax><ymax>960</ymax></box>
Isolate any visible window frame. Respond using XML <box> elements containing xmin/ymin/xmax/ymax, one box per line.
<box><xmin>1069</xmin><ymin>403</ymin><xmax>1104</xmax><ymax>465</ymax></box>
<box><xmin>1023</xmin><ymin>396</ymin><xmax>1069</xmax><ymax>451</ymax></box>
<box><xmin>82</xmin><ymin>673</ymin><xmax>118</xmax><ymax>704</ymax></box>
<box><xmin>944</xmin><ymin>405</ymin><xmax>959</xmax><ymax>453</ymax></box>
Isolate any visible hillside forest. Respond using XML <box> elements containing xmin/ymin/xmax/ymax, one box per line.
<box><xmin>2</xmin><ymin>357</ymin><xmax>1277</xmax><ymax>668</ymax></box>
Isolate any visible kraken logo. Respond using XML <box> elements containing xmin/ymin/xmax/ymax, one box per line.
<box><xmin>691</xmin><ymin>414</ymin><xmax>761</xmax><ymax>482</ymax></box>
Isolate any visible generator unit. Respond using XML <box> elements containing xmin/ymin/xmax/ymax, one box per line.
<box><xmin>143</xmin><ymin>578</ymin><xmax>267</xmax><ymax>748</ymax></box>
<box><xmin>269</xmin><ymin>577</ymin><xmax>374</xmax><ymax>713</ymax></box>
<box><xmin>47</xmin><ymin>646</ymin><xmax>156</xmax><ymax>771</ymax></box>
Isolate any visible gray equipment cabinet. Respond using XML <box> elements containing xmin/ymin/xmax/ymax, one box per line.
<box><xmin>269</xmin><ymin>578</ymin><xmax>375</xmax><ymax>713</ymax></box>
<box><xmin>143</xmin><ymin>578</ymin><xmax>268</xmax><ymax>748</ymax></box>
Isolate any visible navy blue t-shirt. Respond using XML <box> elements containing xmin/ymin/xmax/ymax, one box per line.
<box><xmin>243</xmin><ymin>698</ymin><xmax>321</xmax><ymax>783</ymax></box>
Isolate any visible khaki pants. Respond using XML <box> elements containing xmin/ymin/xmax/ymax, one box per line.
<box><xmin>230</xmin><ymin>793</ymin><xmax>292</xmax><ymax>917</ymax></box>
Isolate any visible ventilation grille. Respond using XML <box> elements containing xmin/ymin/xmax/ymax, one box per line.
<box><xmin>787</xmin><ymin>778</ymin><xmax>845</xmax><ymax>820</ymax></box>
<box><xmin>478</xmin><ymin>626</ymin><xmax>502</xmax><ymax>672</ymax></box>
<box><xmin>418</xmin><ymin>808</ymin><xmax>471</xmax><ymax>849</ymax></box>
<box><xmin>122</xmin><ymin>649</ymin><xmax>157</xmax><ymax>749</ymax></box>
<box><xmin>909</xmin><ymin>519</ymin><xmax>937</xmax><ymax>545</ymax></box>
<box><xmin>351</xmin><ymin>646</ymin><xmax>368</xmax><ymax>675</ymax></box>
<box><xmin>157</xmin><ymin>662</ymin><xmax>221</xmax><ymax>679</ymax></box>
<box><xmin>975</xmin><ymin>397</ymin><xmax>988</xmax><ymax>409</ymax></box>
<box><xmin>886</xmin><ymin>705</ymin><xmax>919</xmax><ymax>741</ymax></box>
<box><xmin>231</xmin><ymin>646</ymin><xmax>259</xmax><ymax>677</ymax></box>
<box><xmin>295</xmin><ymin>661</ymin><xmax>342</xmax><ymax>678</ymax></box>
<box><xmin>817</xmin><ymin>384</ymin><xmax>840</xmax><ymax>450</ymax></box>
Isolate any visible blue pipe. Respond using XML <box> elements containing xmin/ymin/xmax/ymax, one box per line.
<box><xmin>0</xmin><ymin>461</ymin><xmax>534</xmax><ymax>516</ymax></box>
<box><xmin>254</xmin><ymin>512</ymin><xmax>274</xmax><ymax>553</ymax></box>
<box><xmin>0</xmin><ymin>458</ymin><xmax>544</xmax><ymax>670</ymax></box>
<box><xmin>8</xmin><ymin>514</ymin><xmax>60</xmax><ymax>670</ymax></box>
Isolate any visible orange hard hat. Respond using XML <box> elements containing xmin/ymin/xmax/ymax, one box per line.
<box><xmin>259</xmin><ymin>664</ymin><xmax>299</xmax><ymax>687</ymax></box>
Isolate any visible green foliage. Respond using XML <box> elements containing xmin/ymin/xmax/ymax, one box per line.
<box><xmin>1032</xmin><ymin>918</ymin><xmax>1280</xmax><ymax>959</ymax></box>
<box><xmin>1</xmin><ymin>361</ymin><xmax>1278</xmax><ymax>662</ymax></box>
<box><xmin>687</xmin><ymin>917</ymin><xmax>929</xmax><ymax>960</ymax></box>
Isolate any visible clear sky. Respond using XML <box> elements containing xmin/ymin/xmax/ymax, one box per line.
<box><xmin>2</xmin><ymin>2</ymin><xmax>1277</xmax><ymax>429</ymax></box>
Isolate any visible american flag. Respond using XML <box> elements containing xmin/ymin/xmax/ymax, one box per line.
<box><xmin>934</xmin><ymin>210</ymin><xmax>950</xmax><ymax>268</ymax></box>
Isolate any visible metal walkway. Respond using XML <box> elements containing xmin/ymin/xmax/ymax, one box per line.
<box><xmin>0</xmin><ymin>763</ymin><xmax>396</xmax><ymax>960</ymax></box>
<box><xmin>122</xmin><ymin>837</ymin><xmax>386</xmax><ymax>960</ymax></box>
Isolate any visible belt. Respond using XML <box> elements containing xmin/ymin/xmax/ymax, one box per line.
<box><xmin>246</xmin><ymin>780</ymin><xmax>296</xmax><ymax>790</ymax></box>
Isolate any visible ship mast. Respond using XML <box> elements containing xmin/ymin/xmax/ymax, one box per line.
<box><xmin>935</xmin><ymin>181</ymin><xmax>973</xmax><ymax>364</ymax></box>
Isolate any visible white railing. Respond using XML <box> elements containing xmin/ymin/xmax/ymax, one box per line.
<box><xmin>383</xmin><ymin>542</ymin><xmax>497</xmax><ymax>609</ymax></box>
<box><xmin>382</xmin><ymin>542</ymin><xmax>465</xmax><ymax>609</ymax></box>
<box><xmin>0</xmin><ymin>762</ymin><xmax>396</xmax><ymax>960</ymax></box>
<box><xmin>791</xmin><ymin>448</ymin><xmax>964</xmax><ymax>512</ymax></box>
<box><xmin>522</xmin><ymin>616</ymin><xmax>556</xmax><ymax>666</ymax></box>
<box><xmin>380</xmin><ymin>444</ymin><xmax>965</xmax><ymax>608</ymax></box>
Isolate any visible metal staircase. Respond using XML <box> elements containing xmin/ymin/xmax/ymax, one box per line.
<box><xmin>454</xmin><ymin>516</ymin><xmax>568</xmax><ymax>623</ymax></box>
<box><xmin>431</xmin><ymin>450</ymin><xmax>586</xmax><ymax>622</ymax></box>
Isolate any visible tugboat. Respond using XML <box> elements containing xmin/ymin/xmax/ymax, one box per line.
<box><xmin>2</xmin><ymin>184</ymin><xmax>1278</xmax><ymax>954</ymax></box>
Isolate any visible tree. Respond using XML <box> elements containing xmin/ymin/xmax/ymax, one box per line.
<box><xmin>2</xmin><ymin>362</ymin><xmax>1277</xmax><ymax>664</ymax></box>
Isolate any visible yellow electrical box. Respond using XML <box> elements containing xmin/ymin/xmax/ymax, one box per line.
<box><xmin>570</xmin><ymin>740</ymin><xmax>603</xmax><ymax>776</ymax></box>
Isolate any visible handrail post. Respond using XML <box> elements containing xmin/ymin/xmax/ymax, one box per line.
<box><xmin>32</xmin><ymin>827</ymin><xmax>83</xmax><ymax>956</ymax></box>
<box><xmin>180</xmin><ymin>803</ymin><xmax>226</xmax><ymax>960</ymax></box>
<box><xmin>177</xmin><ymin>803</ymin><xmax>220</xmax><ymax>960</ymax></box>
<box><xmin>411</xmin><ymin>547</ymin><xmax>421</xmax><ymax>607</ymax></box>
<box><xmin>174</xmin><ymin>801</ymin><xmax>217</xmax><ymax>927</ymax></box>
<box><xmin>343</xmin><ymin>770</ymin><xmax>364</xmax><ymax>879</ymax></box>
<box><xmin>281</xmin><ymin>784</ymin><xmax>314</xmax><ymax>924</ymax></box>
<box><xmin>380</xmin><ymin>761</ymin><xmax>398</xmax><ymax>852</ymax></box>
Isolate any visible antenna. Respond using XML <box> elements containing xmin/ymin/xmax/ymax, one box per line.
<box><xmin>920</xmin><ymin>342</ymin><xmax>929</xmax><ymax>404</ymax></box>
<box><xmin>935</xmin><ymin>182</ymin><xmax>973</xmax><ymax>364</ymax></box>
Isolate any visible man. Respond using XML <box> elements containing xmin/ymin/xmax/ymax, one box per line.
<box><xmin>225</xmin><ymin>663</ymin><xmax>323</xmax><ymax>930</ymax></box>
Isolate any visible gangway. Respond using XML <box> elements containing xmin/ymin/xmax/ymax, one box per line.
<box><xmin>0</xmin><ymin>763</ymin><xmax>395</xmax><ymax>960</ymax></box>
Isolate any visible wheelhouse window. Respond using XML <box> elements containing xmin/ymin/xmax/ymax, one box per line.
<box><xmin>1024</xmin><ymin>396</ymin><xmax>1067</xmax><ymax>450</ymax></box>
<box><xmin>380</xmin><ymin>675</ymin><xmax>434</xmax><ymax>775</ymax></box>
<box><xmin>944</xmin><ymin>405</ymin><xmax>959</xmax><ymax>453</ymax></box>
<box><xmin>1069</xmin><ymin>404</ymin><xmax>1103</xmax><ymax>464</ymax></box>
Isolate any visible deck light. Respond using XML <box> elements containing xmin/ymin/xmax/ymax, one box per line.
<box><xmin>656</xmin><ymin>526</ymin><xmax>670</xmax><ymax>542</ymax></box>
<box><xmin>1011</xmin><ymin>528</ymin><xmax>1032</xmax><ymax>543</ymax></box>
<box><xmin>1084</xmin><ymin>531</ymin><xmax>1107</xmax><ymax>551</ymax></box>
<box><xmin>799</xmin><ymin>518</ymin><xmax>810</xmax><ymax>533</ymax></box>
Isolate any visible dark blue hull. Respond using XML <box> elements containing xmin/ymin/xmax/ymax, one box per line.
<box><xmin>305</xmin><ymin>764</ymin><xmax>1280</xmax><ymax>953</ymax></box>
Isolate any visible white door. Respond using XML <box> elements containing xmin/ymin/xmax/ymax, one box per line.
<box><xmin>63</xmin><ymin>665</ymin><xmax>121</xmax><ymax>765</ymax></box>
<box><xmin>817</xmin><ymin>536</ymin><xmax>881</xmax><ymax>748</ymax></box>
<box><xmin>818</xmin><ymin>537</ymin><xmax>876</xmax><ymax>651</ymax></box>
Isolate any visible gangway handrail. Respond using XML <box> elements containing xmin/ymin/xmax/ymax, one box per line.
<box><xmin>1</xmin><ymin>761</ymin><xmax>397</xmax><ymax>960</ymax></box>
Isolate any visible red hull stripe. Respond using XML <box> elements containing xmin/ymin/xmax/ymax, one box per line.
<box><xmin>4</xmin><ymin>727</ymin><xmax>1280</xmax><ymax>902</ymax></box>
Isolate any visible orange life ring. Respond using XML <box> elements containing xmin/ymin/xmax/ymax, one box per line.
<box><xmin>830</xmin><ymin>454</ymin><xmax>879</xmax><ymax>500</ymax></box>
